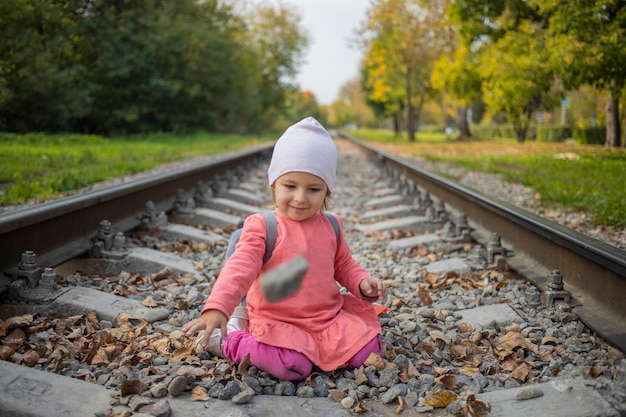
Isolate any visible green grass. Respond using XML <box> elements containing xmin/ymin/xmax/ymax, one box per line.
<box><xmin>349</xmin><ymin>128</ymin><xmax>626</xmax><ymax>228</ymax></box>
<box><xmin>0</xmin><ymin>132</ymin><xmax>272</xmax><ymax>206</ymax></box>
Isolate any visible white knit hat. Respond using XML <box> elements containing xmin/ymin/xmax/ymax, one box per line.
<box><xmin>268</xmin><ymin>117</ymin><xmax>337</xmax><ymax>192</ymax></box>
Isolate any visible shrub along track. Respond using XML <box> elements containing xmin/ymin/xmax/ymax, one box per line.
<box><xmin>0</xmin><ymin>137</ymin><xmax>624</xmax><ymax>417</ymax></box>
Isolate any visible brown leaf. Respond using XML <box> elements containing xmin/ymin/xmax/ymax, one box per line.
<box><xmin>0</xmin><ymin>344</ymin><xmax>17</xmax><ymax>361</ymax></box>
<box><xmin>457</xmin><ymin>321</ymin><xmax>474</xmax><ymax>333</ymax></box>
<box><xmin>141</xmin><ymin>296</ymin><xmax>158</xmax><ymax>308</ymax></box>
<box><xmin>355</xmin><ymin>366</ymin><xmax>368</xmax><ymax>385</ymax></box>
<box><xmin>429</xmin><ymin>330</ymin><xmax>450</xmax><ymax>344</ymax></box>
<box><xmin>511</xmin><ymin>362</ymin><xmax>530</xmax><ymax>381</ymax></box>
<box><xmin>541</xmin><ymin>336</ymin><xmax>560</xmax><ymax>345</ymax></box>
<box><xmin>538</xmin><ymin>349</ymin><xmax>554</xmax><ymax>362</ymax></box>
<box><xmin>449</xmin><ymin>344</ymin><xmax>467</xmax><ymax>359</ymax></box>
<box><xmin>465</xmin><ymin>394</ymin><xmax>491</xmax><ymax>417</ymax></box>
<box><xmin>364</xmin><ymin>352</ymin><xmax>385</xmax><ymax>371</ymax></box>
<box><xmin>238</xmin><ymin>353</ymin><xmax>252</xmax><ymax>375</ymax></box>
<box><xmin>436</xmin><ymin>374</ymin><xmax>456</xmax><ymax>390</ymax></box>
<box><xmin>498</xmin><ymin>331</ymin><xmax>537</xmax><ymax>353</ymax></box>
<box><xmin>505</xmin><ymin>323</ymin><xmax>521</xmax><ymax>333</ymax></box>
<box><xmin>351</xmin><ymin>402</ymin><xmax>368</xmax><ymax>414</ymax></box>
<box><xmin>408</xmin><ymin>360</ymin><xmax>420</xmax><ymax>378</ymax></box>
<box><xmin>0</xmin><ymin>314</ymin><xmax>33</xmax><ymax>337</ymax></box>
<box><xmin>3</xmin><ymin>328</ymin><xmax>26</xmax><ymax>345</ymax></box>
<box><xmin>587</xmin><ymin>366</ymin><xmax>603</xmax><ymax>378</ymax></box>
<box><xmin>421</xmin><ymin>270</ymin><xmax>440</xmax><ymax>285</ymax></box>
<box><xmin>120</xmin><ymin>379</ymin><xmax>143</xmax><ymax>397</ymax></box>
<box><xmin>418</xmin><ymin>285</ymin><xmax>433</xmax><ymax>305</ymax></box>
<box><xmin>395</xmin><ymin>394</ymin><xmax>405</xmax><ymax>414</ymax></box>
<box><xmin>191</xmin><ymin>386</ymin><xmax>210</xmax><ymax>401</ymax></box>
<box><xmin>21</xmin><ymin>350</ymin><xmax>40</xmax><ymax>366</ymax></box>
<box><xmin>90</xmin><ymin>348</ymin><xmax>109</xmax><ymax>365</ymax></box>
<box><xmin>424</xmin><ymin>390</ymin><xmax>457</xmax><ymax>408</ymax></box>
<box><xmin>458</xmin><ymin>365</ymin><xmax>480</xmax><ymax>376</ymax></box>
<box><xmin>432</xmin><ymin>366</ymin><xmax>450</xmax><ymax>376</ymax></box>
<box><xmin>416</xmin><ymin>341</ymin><xmax>436</xmax><ymax>355</ymax></box>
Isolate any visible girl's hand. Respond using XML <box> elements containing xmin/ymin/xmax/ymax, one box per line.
<box><xmin>359</xmin><ymin>277</ymin><xmax>388</xmax><ymax>303</ymax></box>
<box><xmin>182</xmin><ymin>309</ymin><xmax>228</xmax><ymax>349</ymax></box>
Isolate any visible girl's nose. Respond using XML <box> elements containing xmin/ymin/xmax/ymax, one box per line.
<box><xmin>294</xmin><ymin>188</ymin><xmax>307</xmax><ymax>202</ymax></box>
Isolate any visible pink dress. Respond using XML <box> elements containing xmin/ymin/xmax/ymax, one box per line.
<box><xmin>201</xmin><ymin>211</ymin><xmax>381</xmax><ymax>371</ymax></box>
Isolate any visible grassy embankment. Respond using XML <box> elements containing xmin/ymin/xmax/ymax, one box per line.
<box><xmin>1</xmin><ymin>130</ymin><xmax>624</xmax><ymax>228</ymax></box>
<box><xmin>349</xmin><ymin>129</ymin><xmax>625</xmax><ymax>229</ymax></box>
<box><xmin>0</xmin><ymin>131</ymin><xmax>272</xmax><ymax>207</ymax></box>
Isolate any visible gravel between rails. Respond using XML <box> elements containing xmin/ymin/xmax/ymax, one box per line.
<box><xmin>1</xmin><ymin>140</ymin><xmax>624</xmax><ymax>417</ymax></box>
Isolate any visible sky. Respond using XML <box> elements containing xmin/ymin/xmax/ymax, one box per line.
<box><xmin>276</xmin><ymin>1</ymin><xmax>371</xmax><ymax>105</ymax></box>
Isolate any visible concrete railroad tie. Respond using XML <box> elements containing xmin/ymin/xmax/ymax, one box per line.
<box><xmin>261</xmin><ymin>256</ymin><xmax>309</xmax><ymax>302</ymax></box>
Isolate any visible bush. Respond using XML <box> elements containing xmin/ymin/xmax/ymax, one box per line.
<box><xmin>471</xmin><ymin>124</ymin><xmax>537</xmax><ymax>141</ymax></box>
<box><xmin>536</xmin><ymin>125</ymin><xmax>572</xmax><ymax>142</ymax></box>
<box><xmin>573</xmin><ymin>127</ymin><xmax>606</xmax><ymax>145</ymax></box>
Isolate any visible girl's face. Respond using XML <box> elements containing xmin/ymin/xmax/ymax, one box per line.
<box><xmin>272</xmin><ymin>171</ymin><xmax>329</xmax><ymax>221</ymax></box>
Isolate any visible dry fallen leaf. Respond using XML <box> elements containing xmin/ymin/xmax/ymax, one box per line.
<box><xmin>191</xmin><ymin>386</ymin><xmax>210</xmax><ymax>401</ymax></box>
<box><xmin>465</xmin><ymin>394</ymin><xmax>491</xmax><ymax>417</ymax></box>
<box><xmin>418</xmin><ymin>285</ymin><xmax>433</xmax><ymax>306</ymax></box>
<box><xmin>364</xmin><ymin>352</ymin><xmax>385</xmax><ymax>371</ymax></box>
<box><xmin>355</xmin><ymin>366</ymin><xmax>368</xmax><ymax>385</ymax></box>
<box><xmin>120</xmin><ymin>379</ymin><xmax>143</xmax><ymax>397</ymax></box>
<box><xmin>395</xmin><ymin>394</ymin><xmax>405</xmax><ymax>414</ymax></box>
<box><xmin>498</xmin><ymin>331</ymin><xmax>537</xmax><ymax>354</ymax></box>
<box><xmin>538</xmin><ymin>349</ymin><xmax>554</xmax><ymax>362</ymax></box>
<box><xmin>541</xmin><ymin>336</ymin><xmax>560</xmax><ymax>345</ymax></box>
<box><xmin>238</xmin><ymin>353</ymin><xmax>252</xmax><ymax>375</ymax></box>
<box><xmin>351</xmin><ymin>402</ymin><xmax>368</xmax><ymax>414</ymax></box>
<box><xmin>587</xmin><ymin>365</ymin><xmax>603</xmax><ymax>378</ymax></box>
<box><xmin>421</xmin><ymin>270</ymin><xmax>440</xmax><ymax>285</ymax></box>
<box><xmin>511</xmin><ymin>362</ymin><xmax>530</xmax><ymax>381</ymax></box>
<box><xmin>436</xmin><ymin>374</ymin><xmax>456</xmax><ymax>390</ymax></box>
<box><xmin>141</xmin><ymin>295</ymin><xmax>158</xmax><ymax>308</ymax></box>
<box><xmin>429</xmin><ymin>330</ymin><xmax>451</xmax><ymax>344</ymax></box>
<box><xmin>0</xmin><ymin>314</ymin><xmax>33</xmax><ymax>337</ymax></box>
<box><xmin>457</xmin><ymin>321</ymin><xmax>474</xmax><ymax>333</ymax></box>
<box><xmin>424</xmin><ymin>390</ymin><xmax>457</xmax><ymax>408</ymax></box>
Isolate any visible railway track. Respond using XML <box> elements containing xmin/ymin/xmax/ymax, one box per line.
<box><xmin>0</xmin><ymin>137</ymin><xmax>624</xmax><ymax>417</ymax></box>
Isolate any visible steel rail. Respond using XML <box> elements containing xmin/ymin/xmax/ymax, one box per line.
<box><xmin>0</xmin><ymin>143</ymin><xmax>273</xmax><ymax>275</ymax></box>
<box><xmin>343</xmin><ymin>134</ymin><xmax>626</xmax><ymax>353</ymax></box>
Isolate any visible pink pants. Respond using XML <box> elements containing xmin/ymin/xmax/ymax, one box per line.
<box><xmin>223</xmin><ymin>330</ymin><xmax>382</xmax><ymax>381</ymax></box>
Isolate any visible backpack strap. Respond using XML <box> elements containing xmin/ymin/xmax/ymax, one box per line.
<box><xmin>263</xmin><ymin>211</ymin><xmax>278</xmax><ymax>263</ymax></box>
<box><xmin>325</xmin><ymin>213</ymin><xmax>340</xmax><ymax>242</ymax></box>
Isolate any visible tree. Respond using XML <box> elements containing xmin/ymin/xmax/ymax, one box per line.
<box><xmin>328</xmin><ymin>78</ymin><xmax>375</xmax><ymax>128</ymax></box>
<box><xmin>242</xmin><ymin>1</ymin><xmax>309</xmax><ymax>131</ymax></box>
<box><xmin>359</xmin><ymin>0</ymin><xmax>450</xmax><ymax>141</ymax></box>
<box><xmin>530</xmin><ymin>0</ymin><xmax>626</xmax><ymax>147</ymax></box>
<box><xmin>479</xmin><ymin>21</ymin><xmax>560</xmax><ymax>142</ymax></box>
<box><xmin>431</xmin><ymin>45</ymin><xmax>482</xmax><ymax>140</ymax></box>
<box><xmin>0</xmin><ymin>0</ymin><xmax>94</xmax><ymax>132</ymax></box>
<box><xmin>0</xmin><ymin>0</ymin><xmax>309</xmax><ymax>134</ymax></box>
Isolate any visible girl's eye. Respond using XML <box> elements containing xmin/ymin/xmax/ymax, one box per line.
<box><xmin>284</xmin><ymin>184</ymin><xmax>296</xmax><ymax>190</ymax></box>
<box><xmin>309</xmin><ymin>188</ymin><xmax>321</xmax><ymax>193</ymax></box>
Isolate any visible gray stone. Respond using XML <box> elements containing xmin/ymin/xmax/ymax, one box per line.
<box><xmin>261</xmin><ymin>256</ymin><xmax>309</xmax><ymax>302</ymax></box>
<box><xmin>167</xmin><ymin>375</ymin><xmax>187</xmax><ymax>397</ymax></box>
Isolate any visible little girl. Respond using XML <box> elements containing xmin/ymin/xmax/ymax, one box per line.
<box><xmin>183</xmin><ymin>117</ymin><xmax>387</xmax><ymax>381</ymax></box>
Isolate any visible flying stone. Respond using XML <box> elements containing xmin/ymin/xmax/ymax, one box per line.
<box><xmin>260</xmin><ymin>256</ymin><xmax>309</xmax><ymax>302</ymax></box>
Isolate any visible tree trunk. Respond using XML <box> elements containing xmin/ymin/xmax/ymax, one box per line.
<box><xmin>605</xmin><ymin>92</ymin><xmax>621</xmax><ymax>147</ymax></box>
<box><xmin>456</xmin><ymin>106</ymin><xmax>471</xmax><ymax>140</ymax></box>
<box><xmin>406</xmin><ymin>72</ymin><xmax>415</xmax><ymax>142</ymax></box>
<box><xmin>393</xmin><ymin>111</ymin><xmax>401</xmax><ymax>137</ymax></box>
